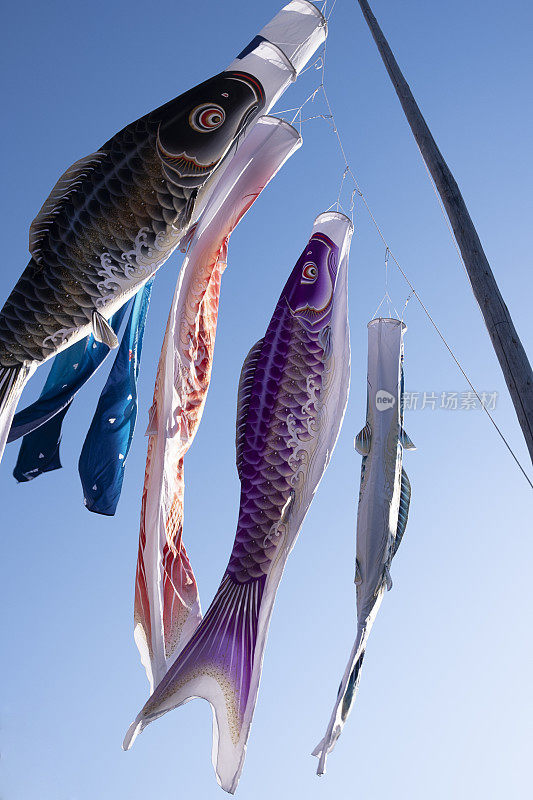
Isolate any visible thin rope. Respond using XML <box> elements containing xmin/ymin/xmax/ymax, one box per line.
<box><xmin>401</xmin><ymin>291</ymin><xmax>414</xmax><ymax>321</ymax></box>
<box><xmin>384</xmin><ymin>246</ymin><xmax>399</xmax><ymax>318</ymax></box>
<box><xmin>320</xmin><ymin>0</ymin><xmax>339</xmax><ymax>20</ymax></box>
<box><xmin>372</xmin><ymin>247</ymin><xmax>402</xmax><ymax>320</ymax></box>
<box><xmin>280</xmin><ymin>6</ymin><xmax>533</xmax><ymax>489</ymax></box>
<box><xmin>349</xmin><ymin>187</ymin><xmax>357</xmax><ymax>220</ymax></box>
<box><xmin>372</xmin><ymin>292</ymin><xmax>402</xmax><ymax>322</ymax></box>
<box><xmin>371</xmin><ymin>292</ymin><xmax>391</xmax><ymax>320</ymax></box>
<box><xmin>357</xmin><ymin>188</ymin><xmax>533</xmax><ymax>489</ymax></box>
<box><xmin>297</xmin><ymin>54</ymin><xmax>324</xmax><ymax>77</ymax></box>
<box><xmin>327</xmin><ymin>0</ymin><xmax>339</xmax><ymax>21</ymax></box>
<box><xmin>336</xmin><ymin>166</ymin><xmax>349</xmax><ymax>213</ymax></box>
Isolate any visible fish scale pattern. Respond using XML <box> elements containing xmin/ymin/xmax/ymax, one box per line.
<box><xmin>228</xmin><ymin>299</ymin><xmax>326</xmax><ymax>584</ymax></box>
<box><xmin>0</xmin><ymin>116</ymin><xmax>193</xmax><ymax>367</ymax></box>
<box><xmin>0</xmin><ymin>70</ymin><xmax>265</xmax><ymax>368</ymax></box>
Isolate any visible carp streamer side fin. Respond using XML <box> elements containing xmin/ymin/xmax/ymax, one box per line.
<box><xmin>355</xmin><ymin>422</ymin><xmax>372</xmax><ymax>455</ymax></box>
<box><xmin>29</xmin><ymin>151</ymin><xmax>107</xmax><ymax>265</ymax></box>
<box><xmin>124</xmin><ymin>573</ymin><xmax>265</xmax><ymax>794</ymax></box>
<box><xmin>392</xmin><ymin>468</ymin><xmax>411</xmax><ymax>559</ymax></box>
<box><xmin>235</xmin><ymin>338</ymin><xmax>264</xmax><ymax>479</ymax></box>
<box><xmin>400</xmin><ymin>427</ymin><xmax>416</xmax><ymax>450</ymax></box>
<box><xmin>91</xmin><ymin>311</ymin><xmax>119</xmax><ymax>349</ymax></box>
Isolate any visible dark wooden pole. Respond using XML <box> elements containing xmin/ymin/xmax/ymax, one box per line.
<box><xmin>357</xmin><ymin>0</ymin><xmax>533</xmax><ymax>464</ymax></box>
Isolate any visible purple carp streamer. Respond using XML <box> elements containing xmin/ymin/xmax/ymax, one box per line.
<box><xmin>135</xmin><ymin>116</ymin><xmax>302</xmax><ymax>692</ymax></box>
<box><xmin>313</xmin><ymin>317</ymin><xmax>415</xmax><ymax>774</ymax></box>
<box><xmin>123</xmin><ymin>212</ymin><xmax>353</xmax><ymax>792</ymax></box>
<box><xmin>0</xmin><ymin>0</ymin><xmax>326</xmax><ymax>465</ymax></box>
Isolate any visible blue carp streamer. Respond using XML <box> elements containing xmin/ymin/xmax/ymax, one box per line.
<box><xmin>79</xmin><ymin>279</ymin><xmax>153</xmax><ymax>515</ymax></box>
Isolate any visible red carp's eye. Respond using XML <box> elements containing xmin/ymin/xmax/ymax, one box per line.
<box><xmin>189</xmin><ymin>104</ymin><xmax>226</xmax><ymax>133</ymax></box>
<box><xmin>301</xmin><ymin>262</ymin><xmax>318</xmax><ymax>283</ymax></box>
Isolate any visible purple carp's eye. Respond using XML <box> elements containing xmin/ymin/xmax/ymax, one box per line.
<box><xmin>301</xmin><ymin>262</ymin><xmax>318</xmax><ymax>283</ymax></box>
<box><xmin>189</xmin><ymin>104</ymin><xmax>226</xmax><ymax>133</ymax></box>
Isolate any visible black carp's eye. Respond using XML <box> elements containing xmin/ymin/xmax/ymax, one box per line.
<box><xmin>189</xmin><ymin>103</ymin><xmax>226</xmax><ymax>133</ymax></box>
<box><xmin>301</xmin><ymin>262</ymin><xmax>318</xmax><ymax>283</ymax></box>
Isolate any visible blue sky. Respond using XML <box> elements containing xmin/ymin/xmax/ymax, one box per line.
<box><xmin>1</xmin><ymin>1</ymin><xmax>532</xmax><ymax>798</ymax></box>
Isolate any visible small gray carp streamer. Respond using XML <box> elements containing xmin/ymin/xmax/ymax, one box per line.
<box><xmin>313</xmin><ymin>317</ymin><xmax>415</xmax><ymax>775</ymax></box>
<box><xmin>123</xmin><ymin>211</ymin><xmax>353</xmax><ymax>794</ymax></box>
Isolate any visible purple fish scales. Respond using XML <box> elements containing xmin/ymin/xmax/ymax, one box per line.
<box><xmin>229</xmin><ymin>301</ymin><xmax>326</xmax><ymax>583</ymax></box>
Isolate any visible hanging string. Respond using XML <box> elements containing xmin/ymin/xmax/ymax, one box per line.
<box><xmin>351</xmin><ymin>177</ymin><xmax>532</xmax><ymax>490</ymax></box>
<box><xmin>326</xmin><ymin>0</ymin><xmax>339</xmax><ymax>22</ymax></box>
<box><xmin>401</xmin><ymin>291</ymin><xmax>414</xmax><ymax>321</ymax></box>
<box><xmin>336</xmin><ymin>167</ymin><xmax>349</xmax><ymax>212</ymax></box>
<box><xmin>372</xmin><ymin>247</ymin><xmax>401</xmax><ymax>320</ymax></box>
<box><xmin>349</xmin><ymin>187</ymin><xmax>357</xmax><ymax>220</ymax></box>
<box><xmin>295</xmin><ymin>54</ymin><xmax>324</xmax><ymax>77</ymax></box>
<box><xmin>320</xmin><ymin>0</ymin><xmax>338</xmax><ymax>19</ymax></box>
<box><xmin>275</xmin><ymin>7</ymin><xmax>533</xmax><ymax>490</ymax></box>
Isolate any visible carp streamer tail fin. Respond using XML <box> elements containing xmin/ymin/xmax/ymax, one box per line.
<box><xmin>125</xmin><ymin>573</ymin><xmax>267</xmax><ymax>794</ymax></box>
<box><xmin>312</xmin><ymin>628</ymin><xmax>367</xmax><ymax>776</ymax></box>
<box><xmin>0</xmin><ymin>364</ymin><xmax>31</xmax><ymax>465</ymax></box>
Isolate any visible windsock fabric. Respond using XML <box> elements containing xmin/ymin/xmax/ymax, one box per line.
<box><xmin>79</xmin><ymin>279</ymin><xmax>154</xmax><ymax>515</ymax></box>
<box><xmin>133</xmin><ymin>116</ymin><xmax>302</xmax><ymax>693</ymax></box>
<box><xmin>313</xmin><ymin>318</ymin><xmax>415</xmax><ymax>775</ymax></box>
<box><xmin>125</xmin><ymin>212</ymin><xmax>353</xmax><ymax>794</ymax></box>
